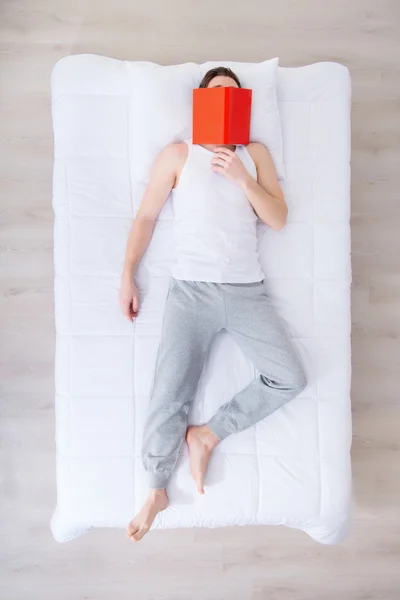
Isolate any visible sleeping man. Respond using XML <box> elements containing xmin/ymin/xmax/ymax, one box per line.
<box><xmin>119</xmin><ymin>66</ymin><xmax>307</xmax><ymax>541</ymax></box>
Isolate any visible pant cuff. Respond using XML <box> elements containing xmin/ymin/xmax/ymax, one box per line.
<box><xmin>207</xmin><ymin>416</ymin><xmax>231</xmax><ymax>442</ymax></box>
<box><xmin>147</xmin><ymin>472</ymin><xmax>169</xmax><ymax>489</ymax></box>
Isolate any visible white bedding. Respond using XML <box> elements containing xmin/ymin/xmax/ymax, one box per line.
<box><xmin>51</xmin><ymin>55</ymin><xmax>352</xmax><ymax>544</ymax></box>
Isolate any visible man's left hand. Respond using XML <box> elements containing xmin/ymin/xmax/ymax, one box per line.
<box><xmin>211</xmin><ymin>147</ymin><xmax>250</xmax><ymax>186</ymax></box>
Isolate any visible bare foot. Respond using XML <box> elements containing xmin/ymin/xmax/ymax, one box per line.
<box><xmin>186</xmin><ymin>425</ymin><xmax>219</xmax><ymax>494</ymax></box>
<box><xmin>127</xmin><ymin>489</ymin><xmax>168</xmax><ymax>542</ymax></box>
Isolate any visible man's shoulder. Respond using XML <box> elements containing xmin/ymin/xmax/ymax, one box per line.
<box><xmin>246</xmin><ymin>142</ymin><xmax>272</xmax><ymax>165</ymax></box>
<box><xmin>165</xmin><ymin>142</ymin><xmax>188</xmax><ymax>155</ymax></box>
<box><xmin>159</xmin><ymin>142</ymin><xmax>188</xmax><ymax>163</ymax></box>
<box><xmin>246</xmin><ymin>142</ymin><xmax>268</xmax><ymax>154</ymax></box>
<box><xmin>155</xmin><ymin>142</ymin><xmax>187</xmax><ymax>166</ymax></box>
<box><xmin>153</xmin><ymin>143</ymin><xmax>188</xmax><ymax>178</ymax></box>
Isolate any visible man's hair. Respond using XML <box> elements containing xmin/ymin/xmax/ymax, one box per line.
<box><xmin>199</xmin><ymin>66</ymin><xmax>242</xmax><ymax>89</ymax></box>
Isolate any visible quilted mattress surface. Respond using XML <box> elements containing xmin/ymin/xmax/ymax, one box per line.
<box><xmin>51</xmin><ymin>55</ymin><xmax>352</xmax><ymax>544</ymax></box>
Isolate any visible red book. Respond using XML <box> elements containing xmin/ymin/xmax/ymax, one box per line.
<box><xmin>192</xmin><ymin>87</ymin><xmax>252</xmax><ymax>145</ymax></box>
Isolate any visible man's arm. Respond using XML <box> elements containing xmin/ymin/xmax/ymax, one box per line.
<box><xmin>211</xmin><ymin>143</ymin><xmax>287</xmax><ymax>230</ymax></box>
<box><xmin>120</xmin><ymin>143</ymin><xmax>183</xmax><ymax>321</ymax></box>
<box><xmin>244</xmin><ymin>143</ymin><xmax>287</xmax><ymax>230</ymax></box>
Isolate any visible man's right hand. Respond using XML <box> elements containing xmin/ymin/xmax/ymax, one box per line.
<box><xmin>120</xmin><ymin>276</ymin><xmax>139</xmax><ymax>322</ymax></box>
<box><xmin>118</xmin><ymin>143</ymin><xmax>185</xmax><ymax>323</ymax></box>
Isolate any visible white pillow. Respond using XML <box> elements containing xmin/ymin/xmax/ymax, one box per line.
<box><xmin>127</xmin><ymin>57</ymin><xmax>285</xmax><ymax>199</ymax></box>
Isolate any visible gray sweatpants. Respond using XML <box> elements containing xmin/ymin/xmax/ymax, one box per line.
<box><xmin>142</xmin><ymin>279</ymin><xmax>307</xmax><ymax>489</ymax></box>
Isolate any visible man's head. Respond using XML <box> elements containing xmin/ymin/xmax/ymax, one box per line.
<box><xmin>193</xmin><ymin>67</ymin><xmax>250</xmax><ymax>145</ymax></box>
<box><xmin>199</xmin><ymin>67</ymin><xmax>241</xmax><ymax>90</ymax></box>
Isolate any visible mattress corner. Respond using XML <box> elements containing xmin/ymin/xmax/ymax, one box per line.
<box><xmin>50</xmin><ymin>506</ymin><xmax>88</xmax><ymax>544</ymax></box>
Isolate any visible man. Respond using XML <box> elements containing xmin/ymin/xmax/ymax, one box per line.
<box><xmin>119</xmin><ymin>67</ymin><xmax>307</xmax><ymax>541</ymax></box>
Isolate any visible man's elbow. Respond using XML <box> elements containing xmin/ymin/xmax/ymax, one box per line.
<box><xmin>273</xmin><ymin>216</ymin><xmax>287</xmax><ymax>231</ymax></box>
<box><xmin>271</xmin><ymin>203</ymin><xmax>288</xmax><ymax>231</ymax></box>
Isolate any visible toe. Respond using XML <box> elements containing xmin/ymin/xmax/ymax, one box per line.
<box><xmin>133</xmin><ymin>526</ymin><xmax>148</xmax><ymax>542</ymax></box>
<box><xmin>196</xmin><ymin>475</ymin><xmax>204</xmax><ymax>494</ymax></box>
<box><xmin>127</xmin><ymin>522</ymin><xmax>139</xmax><ymax>538</ymax></box>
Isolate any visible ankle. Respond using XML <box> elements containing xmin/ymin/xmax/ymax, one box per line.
<box><xmin>148</xmin><ymin>488</ymin><xmax>167</xmax><ymax>501</ymax></box>
<box><xmin>198</xmin><ymin>425</ymin><xmax>219</xmax><ymax>449</ymax></box>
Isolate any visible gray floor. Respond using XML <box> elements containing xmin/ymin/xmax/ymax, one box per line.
<box><xmin>1</xmin><ymin>1</ymin><xmax>400</xmax><ymax>599</ymax></box>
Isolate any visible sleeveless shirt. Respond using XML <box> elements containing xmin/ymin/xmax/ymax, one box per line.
<box><xmin>171</xmin><ymin>139</ymin><xmax>264</xmax><ymax>283</ymax></box>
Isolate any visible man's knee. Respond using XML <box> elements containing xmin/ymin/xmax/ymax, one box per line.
<box><xmin>289</xmin><ymin>362</ymin><xmax>307</xmax><ymax>394</ymax></box>
<box><xmin>260</xmin><ymin>362</ymin><xmax>307</xmax><ymax>394</ymax></box>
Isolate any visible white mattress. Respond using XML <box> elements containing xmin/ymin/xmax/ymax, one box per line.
<box><xmin>50</xmin><ymin>55</ymin><xmax>352</xmax><ymax>544</ymax></box>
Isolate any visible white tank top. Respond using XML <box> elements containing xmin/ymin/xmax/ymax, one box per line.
<box><xmin>171</xmin><ymin>139</ymin><xmax>264</xmax><ymax>283</ymax></box>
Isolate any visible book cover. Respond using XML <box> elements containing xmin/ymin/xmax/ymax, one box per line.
<box><xmin>225</xmin><ymin>87</ymin><xmax>252</xmax><ymax>144</ymax></box>
<box><xmin>192</xmin><ymin>87</ymin><xmax>252</xmax><ymax>145</ymax></box>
